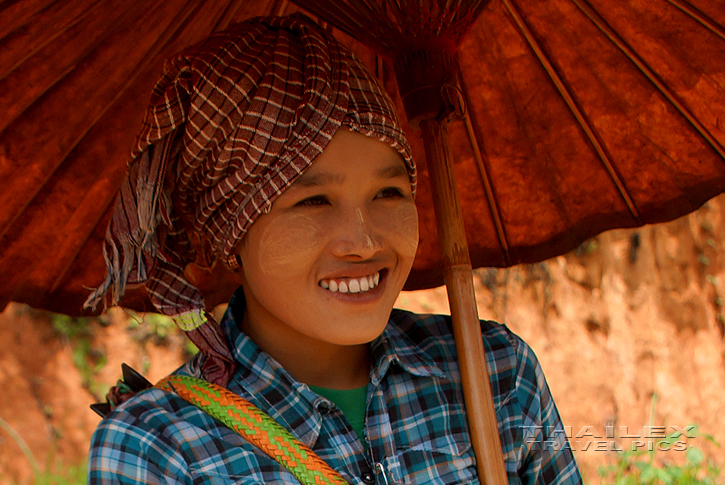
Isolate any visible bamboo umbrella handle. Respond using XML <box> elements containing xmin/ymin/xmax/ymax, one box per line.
<box><xmin>420</xmin><ymin>118</ymin><xmax>508</xmax><ymax>485</ymax></box>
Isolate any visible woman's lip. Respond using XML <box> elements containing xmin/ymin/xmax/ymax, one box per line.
<box><xmin>319</xmin><ymin>264</ymin><xmax>387</xmax><ymax>281</ymax></box>
<box><xmin>318</xmin><ymin>270</ymin><xmax>388</xmax><ymax>301</ymax></box>
<box><xmin>319</xmin><ymin>271</ymin><xmax>382</xmax><ymax>293</ymax></box>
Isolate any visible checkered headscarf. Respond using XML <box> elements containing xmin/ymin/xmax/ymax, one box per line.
<box><xmin>86</xmin><ymin>14</ymin><xmax>415</xmax><ymax>386</ymax></box>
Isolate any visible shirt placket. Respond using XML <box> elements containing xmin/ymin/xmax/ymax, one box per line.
<box><xmin>311</xmin><ymin>394</ymin><xmax>373</xmax><ymax>484</ymax></box>
<box><xmin>365</xmin><ymin>380</ymin><xmax>404</xmax><ymax>485</ymax></box>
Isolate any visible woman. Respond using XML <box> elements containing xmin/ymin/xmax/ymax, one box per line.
<box><xmin>87</xmin><ymin>14</ymin><xmax>581</xmax><ymax>485</ymax></box>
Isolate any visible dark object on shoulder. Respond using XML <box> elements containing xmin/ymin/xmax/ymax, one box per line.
<box><xmin>90</xmin><ymin>363</ymin><xmax>152</xmax><ymax>418</ymax></box>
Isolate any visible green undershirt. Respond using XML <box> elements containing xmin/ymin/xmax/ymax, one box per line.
<box><xmin>308</xmin><ymin>384</ymin><xmax>368</xmax><ymax>443</ymax></box>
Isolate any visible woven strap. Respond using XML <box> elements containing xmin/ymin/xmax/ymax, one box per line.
<box><xmin>156</xmin><ymin>375</ymin><xmax>349</xmax><ymax>485</ymax></box>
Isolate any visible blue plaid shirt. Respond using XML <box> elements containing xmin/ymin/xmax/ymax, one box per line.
<box><xmin>89</xmin><ymin>296</ymin><xmax>582</xmax><ymax>484</ymax></box>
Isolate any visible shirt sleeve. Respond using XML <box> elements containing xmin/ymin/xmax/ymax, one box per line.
<box><xmin>88</xmin><ymin>394</ymin><xmax>193</xmax><ymax>485</ymax></box>
<box><xmin>510</xmin><ymin>334</ymin><xmax>582</xmax><ymax>485</ymax></box>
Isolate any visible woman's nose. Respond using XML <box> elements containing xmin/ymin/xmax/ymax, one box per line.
<box><xmin>329</xmin><ymin>207</ymin><xmax>383</xmax><ymax>259</ymax></box>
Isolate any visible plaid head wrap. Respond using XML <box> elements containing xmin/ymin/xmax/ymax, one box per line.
<box><xmin>86</xmin><ymin>14</ymin><xmax>415</xmax><ymax>387</ymax></box>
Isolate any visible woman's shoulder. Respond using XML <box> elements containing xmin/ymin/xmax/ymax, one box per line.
<box><xmin>389</xmin><ymin>308</ymin><xmax>522</xmax><ymax>355</ymax></box>
<box><xmin>91</xmin><ymin>386</ymin><xmax>208</xmax><ymax>445</ymax></box>
<box><xmin>387</xmin><ymin>308</ymin><xmax>540</xmax><ymax>398</ymax></box>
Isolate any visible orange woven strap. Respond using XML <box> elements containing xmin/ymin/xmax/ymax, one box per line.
<box><xmin>156</xmin><ymin>375</ymin><xmax>349</xmax><ymax>485</ymax></box>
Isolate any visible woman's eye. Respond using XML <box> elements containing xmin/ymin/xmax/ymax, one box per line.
<box><xmin>375</xmin><ymin>187</ymin><xmax>405</xmax><ymax>199</ymax></box>
<box><xmin>295</xmin><ymin>195</ymin><xmax>330</xmax><ymax>207</ymax></box>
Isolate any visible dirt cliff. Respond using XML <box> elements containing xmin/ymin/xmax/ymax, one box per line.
<box><xmin>401</xmin><ymin>194</ymin><xmax>725</xmax><ymax>479</ymax></box>
<box><xmin>1</xmin><ymin>195</ymin><xmax>724</xmax><ymax>483</ymax></box>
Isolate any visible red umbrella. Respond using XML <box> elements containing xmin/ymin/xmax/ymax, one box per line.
<box><xmin>305</xmin><ymin>2</ymin><xmax>725</xmax><ymax>481</ymax></box>
<box><xmin>2</xmin><ymin>0</ymin><xmax>725</xmax><ymax>483</ymax></box>
<box><xmin>4</xmin><ymin>0</ymin><xmax>724</xmax><ymax>311</ymax></box>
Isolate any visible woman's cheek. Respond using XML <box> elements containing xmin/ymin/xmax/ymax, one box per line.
<box><xmin>257</xmin><ymin>213</ymin><xmax>324</xmax><ymax>275</ymax></box>
<box><xmin>379</xmin><ymin>202</ymin><xmax>419</xmax><ymax>259</ymax></box>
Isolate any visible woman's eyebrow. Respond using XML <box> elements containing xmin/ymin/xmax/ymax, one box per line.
<box><xmin>378</xmin><ymin>163</ymin><xmax>408</xmax><ymax>180</ymax></box>
<box><xmin>293</xmin><ymin>171</ymin><xmax>345</xmax><ymax>187</ymax></box>
<box><xmin>293</xmin><ymin>161</ymin><xmax>407</xmax><ymax>188</ymax></box>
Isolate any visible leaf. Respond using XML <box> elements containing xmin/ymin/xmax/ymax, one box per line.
<box><xmin>640</xmin><ymin>465</ymin><xmax>657</xmax><ymax>483</ymax></box>
<box><xmin>655</xmin><ymin>466</ymin><xmax>675</xmax><ymax>484</ymax></box>
<box><xmin>686</xmin><ymin>446</ymin><xmax>705</xmax><ymax>465</ymax></box>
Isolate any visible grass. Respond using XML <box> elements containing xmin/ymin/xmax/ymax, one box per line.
<box><xmin>1</xmin><ymin>415</ymin><xmax>87</xmax><ymax>485</ymax></box>
<box><xmin>595</xmin><ymin>427</ymin><xmax>722</xmax><ymax>484</ymax></box>
<box><xmin>125</xmin><ymin>311</ymin><xmax>177</xmax><ymax>344</ymax></box>
<box><xmin>26</xmin><ymin>461</ymin><xmax>87</xmax><ymax>485</ymax></box>
<box><xmin>125</xmin><ymin>310</ymin><xmax>199</xmax><ymax>358</ymax></box>
<box><xmin>595</xmin><ymin>395</ymin><xmax>722</xmax><ymax>484</ymax></box>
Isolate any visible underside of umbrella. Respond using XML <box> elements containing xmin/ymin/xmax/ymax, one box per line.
<box><xmin>3</xmin><ymin>2</ymin><xmax>724</xmax><ymax>484</ymax></box>
<box><xmin>2</xmin><ymin>0</ymin><xmax>725</xmax><ymax>313</ymax></box>
<box><xmin>318</xmin><ymin>0</ymin><xmax>725</xmax><ymax>283</ymax></box>
<box><xmin>293</xmin><ymin>2</ymin><xmax>725</xmax><ymax>483</ymax></box>
<box><xmin>0</xmin><ymin>0</ymin><xmax>284</xmax><ymax>314</ymax></box>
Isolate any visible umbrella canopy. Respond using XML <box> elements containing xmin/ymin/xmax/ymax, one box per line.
<box><xmin>3</xmin><ymin>2</ymin><xmax>724</xmax><ymax>483</ymax></box>
<box><xmin>323</xmin><ymin>0</ymin><xmax>725</xmax><ymax>276</ymax></box>
<box><xmin>2</xmin><ymin>0</ymin><xmax>725</xmax><ymax>314</ymax></box>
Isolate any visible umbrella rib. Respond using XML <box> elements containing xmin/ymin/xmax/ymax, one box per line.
<box><xmin>0</xmin><ymin>0</ymin><xmax>116</xmax><ymax>134</ymax></box>
<box><xmin>665</xmin><ymin>0</ymin><xmax>725</xmax><ymax>42</ymax></box>
<box><xmin>47</xmin><ymin>2</ymin><xmax>216</xmax><ymax>294</ymax></box>
<box><xmin>48</xmin><ymin>191</ymin><xmax>116</xmax><ymax>295</ymax></box>
<box><xmin>386</xmin><ymin>0</ymin><xmax>404</xmax><ymax>23</ymax></box>
<box><xmin>0</xmin><ymin>0</ymin><xmax>105</xmax><ymax>82</ymax></box>
<box><xmin>2</xmin><ymin>1</ymin><xmax>207</xmax><ymax>244</ymax></box>
<box><xmin>210</xmin><ymin>1</ymin><xmax>249</xmax><ymax>32</ymax></box>
<box><xmin>456</xmin><ymin>60</ymin><xmax>511</xmax><ymax>265</ymax></box>
<box><xmin>274</xmin><ymin>0</ymin><xmax>289</xmax><ymax>16</ymax></box>
<box><xmin>352</xmin><ymin>2</ymin><xmax>395</xmax><ymax>45</ymax></box>
<box><xmin>299</xmin><ymin>0</ymin><xmax>397</xmax><ymax>53</ymax></box>
<box><xmin>1</xmin><ymin>2</ymin><xmax>197</xmax><ymax>240</ymax></box>
<box><xmin>571</xmin><ymin>0</ymin><xmax>725</xmax><ymax>163</ymax></box>
<box><xmin>502</xmin><ymin>0</ymin><xmax>640</xmax><ymax>221</ymax></box>
<box><xmin>0</xmin><ymin>0</ymin><xmax>58</xmax><ymax>43</ymax></box>
<box><xmin>301</xmin><ymin>1</ymin><xmax>368</xmax><ymax>33</ymax></box>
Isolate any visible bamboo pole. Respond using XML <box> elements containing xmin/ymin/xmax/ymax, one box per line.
<box><xmin>420</xmin><ymin>118</ymin><xmax>508</xmax><ymax>485</ymax></box>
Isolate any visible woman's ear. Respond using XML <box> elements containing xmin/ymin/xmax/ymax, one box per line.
<box><xmin>226</xmin><ymin>253</ymin><xmax>242</xmax><ymax>271</ymax></box>
<box><xmin>183</xmin><ymin>228</ymin><xmax>245</xmax><ymax>308</ymax></box>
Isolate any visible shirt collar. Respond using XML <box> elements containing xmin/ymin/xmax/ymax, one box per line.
<box><xmin>369</xmin><ymin>309</ymin><xmax>447</xmax><ymax>385</ymax></box>
<box><xmin>218</xmin><ymin>290</ymin><xmax>447</xmax><ymax>445</ymax></box>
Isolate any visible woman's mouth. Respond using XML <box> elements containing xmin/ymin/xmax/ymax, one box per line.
<box><xmin>319</xmin><ymin>271</ymin><xmax>381</xmax><ymax>294</ymax></box>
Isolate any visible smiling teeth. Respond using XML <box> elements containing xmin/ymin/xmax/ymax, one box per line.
<box><xmin>320</xmin><ymin>272</ymin><xmax>380</xmax><ymax>293</ymax></box>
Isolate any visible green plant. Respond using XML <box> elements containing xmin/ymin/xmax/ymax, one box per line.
<box><xmin>126</xmin><ymin>311</ymin><xmax>177</xmax><ymax>344</ymax></box>
<box><xmin>596</xmin><ymin>427</ymin><xmax>722</xmax><ymax>484</ymax></box>
<box><xmin>51</xmin><ymin>314</ymin><xmax>107</xmax><ymax>399</ymax></box>
<box><xmin>596</xmin><ymin>395</ymin><xmax>722</xmax><ymax>484</ymax></box>
<box><xmin>0</xmin><ymin>415</ymin><xmax>40</xmax><ymax>478</ymax></box>
<box><xmin>26</xmin><ymin>460</ymin><xmax>87</xmax><ymax>485</ymax></box>
<box><xmin>2</xmin><ymin>415</ymin><xmax>87</xmax><ymax>485</ymax></box>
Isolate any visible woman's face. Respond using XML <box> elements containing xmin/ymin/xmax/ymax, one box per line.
<box><xmin>237</xmin><ymin>129</ymin><xmax>418</xmax><ymax>355</ymax></box>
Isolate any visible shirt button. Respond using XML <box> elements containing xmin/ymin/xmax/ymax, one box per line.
<box><xmin>361</xmin><ymin>472</ymin><xmax>375</xmax><ymax>484</ymax></box>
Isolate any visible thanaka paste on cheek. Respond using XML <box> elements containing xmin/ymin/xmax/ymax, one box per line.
<box><xmin>256</xmin><ymin>213</ymin><xmax>323</xmax><ymax>275</ymax></box>
<box><xmin>385</xmin><ymin>203</ymin><xmax>419</xmax><ymax>258</ymax></box>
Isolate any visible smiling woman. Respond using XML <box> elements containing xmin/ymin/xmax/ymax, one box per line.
<box><xmin>236</xmin><ymin>129</ymin><xmax>418</xmax><ymax>389</ymax></box>
<box><xmin>86</xmin><ymin>13</ymin><xmax>581</xmax><ymax>485</ymax></box>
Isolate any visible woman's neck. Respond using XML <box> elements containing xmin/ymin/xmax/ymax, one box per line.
<box><xmin>239</xmin><ymin>311</ymin><xmax>372</xmax><ymax>389</ymax></box>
